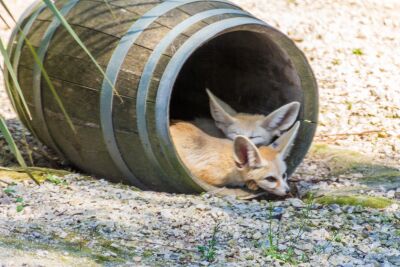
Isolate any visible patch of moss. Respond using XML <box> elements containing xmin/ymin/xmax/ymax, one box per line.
<box><xmin>0</xmin><ymin>236</ymin><xmax>98</xmax><ymax>265</ymax></box>
<box><xmin>395</xmin><ymin>230</ymin><xmax>400</xmax><ymax>237</ymax></box>
<box><xmin>315</xmin><ymin>194</ymin><xmax>394</xmax><ymax>209</ymax></box>
<box><xmin>360</xmin><ymin>170</ymin><xmax>400</xmax><ymax>190</ymax></box>
<box><xmin>92</xmin><ymin>253</ymin><xmax>125</xmax><ymax>264</ymax></box>
<box><xmin>309</xmin><ymin>144</ymin><xmax>372</xmax><ymax>175</ymax></box>
<box><xmin>0</xmin><ymin>231</ymin><xmax>137</xmax><ymax>265</ymax></box>
<box><xmin>0</xmin><ymin>167</ymin><xmax>72</xmax><ymax>183</ymax></box>
<box><xmin>99</xmin><ymin>239</ymin><xmax>136</xmax><ymax>257</ymax></box>
<box><xmin>143</xmin><ymin>249</ymin><xmax>154</xmax><ymax>258</ymax></box>
<box><xmin>309</xmin><ymin>144</ymin><xmax>400</xmax><ymax>177</ymax></box>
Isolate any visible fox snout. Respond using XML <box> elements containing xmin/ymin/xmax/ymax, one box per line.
<box><xmin>256</xmin><ymin>179</ymin><xmax>291</xmax><ymax>196</ymax></box>
<box><xmin>276</xmin><ymin>183</ymin><xmax>291</xmax><ymax>196</ymax></box>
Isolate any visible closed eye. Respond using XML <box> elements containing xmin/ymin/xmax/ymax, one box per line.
<box><xmin>265</xmin><ymin>176</ymin><xmax>277</xmax><ymax>183</ymax></box>
<box><xmin>227</xmin><ymin>131</ymin><xmax>240</xmax><ymax>136</ymax></box>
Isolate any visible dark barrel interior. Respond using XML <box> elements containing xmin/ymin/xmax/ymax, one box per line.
<box><xmin>167</xmin><ymin>28</ymin><xmax>310</xmax><ymax>194</ymax></box>
<box><xmin>170</xmin><ymin>30</ymin><xmax>303</xmax><ymax>122</ymax></box>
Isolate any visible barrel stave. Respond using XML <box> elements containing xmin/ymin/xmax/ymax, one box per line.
<box><xmin>44</xmin><ymin>114</ymin><xmax>125</xmax><ymax>181</ymax></box>
<box><xmin>179</xmin><ymin>2</ymin><xmax>222</xmax><ymax>15</ymax></box>
<box><xmin>115</xmin><ymin>131</ymin><xmax>166</xmax><ymax>189</ymax></box>
<box><xmin>67</xmin><ymin>1</ymin><xmax>141</xmax><ymax>38</ymax></box>
<box><xmin>47</xmin><ymin>27</ymin><xmax>119</xmax><ymax>65</ymax></box>
<box><xmin>36</xmin><ymin>1</ymin><xmax>66</xmax><ymax>20</ymax></box>
<box><xmin>95</xmin><ymin>0</ymin><xmax>163</xmax><ymax>15</ymax></box>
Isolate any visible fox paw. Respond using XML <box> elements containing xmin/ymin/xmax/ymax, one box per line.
<box><xmin>246</xmin><ymin>181</ymin><xmax>259</xmax><ymax>191</ymax></box>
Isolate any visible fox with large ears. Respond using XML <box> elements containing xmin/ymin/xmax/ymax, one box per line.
<box><xmin>170</xmin><ymin>121</ymin><xmax>300</xmax><ymax>196</ymax></box>
<box><xmin>194</xmin><ymin>89</ymin><xmax>300</xmax><ymax>146</ymax></box>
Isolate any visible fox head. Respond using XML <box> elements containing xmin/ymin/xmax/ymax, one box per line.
<box><xmin>232</xmin><ymin>122</ymin><xmax>300</xmax><ymax>196</ymax></box>
<box><xmin>206</xmin><ymin>89</ymin><xmax>300</xmax><ymax>146</ymax></box>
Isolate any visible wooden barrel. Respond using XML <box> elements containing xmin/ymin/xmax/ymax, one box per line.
<box><xmin>5</xmin><ymin>0</ymin><xmax>318</xmax><ymax>197</ymax></box>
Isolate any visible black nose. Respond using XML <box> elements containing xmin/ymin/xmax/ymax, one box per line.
<box><xmin>285</xmin><ymin>188</ymin><xmax>291</xmax><ymax>194</ymax></box>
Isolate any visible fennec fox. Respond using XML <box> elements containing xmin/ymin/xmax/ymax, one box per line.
<box><xmin>194</xmin><ymin>89</ymin><xmax>300</xmax><ymax>146</ymax></box>
<box><xmin>170</xmin><ymin>121</ymin><xmax>300</xmax><ymax>196</ymax></box>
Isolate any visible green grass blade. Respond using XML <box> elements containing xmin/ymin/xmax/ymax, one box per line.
<box><xmin>2</xmin><ymin>66</ymin><xmax>35</xmax><ymax>134</ymax></box>
<box><xmin>0</xmin><ymin>66</ymin><xmax>18</xmax><ymax>114</ymax></box>
<box><xmin>0</xmin><ymin>0</ymin><xmax>14</xmax><ymax>19</ymax></box>
<box><xmin>22</xmin><ymin>129</ymin><xmax>34</xmax><ymax>166</ymax></box>
<box><xmin>0</xmin><ymin>39</ymin><xmax>32</xmax><ymax>119</ymax></box>
<box><xmin>43</xmin><ymin>0</ymin><xmax>122</xmax><ymax>100</ymax></box>
<box><xmin>0</xmin><ymin>0</ymin><xmax>14</xmax><ymax>27</ymax></box>
<box><xmin>0</xmin><ymin>117</ymin><xmax>40</xmax><ymax>185</ymax></box>
<box><xmin>0</xmin><ymin>14</ymin><xmax>11</xmax><ymax>29</ymax></box>
<box><xmin>103</xmin><ymin>0</ymin><xmax>117</xmax><ymax>20</ymax></box>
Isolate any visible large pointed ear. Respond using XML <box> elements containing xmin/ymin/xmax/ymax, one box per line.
<box><xmin>270</xmin><ymin>121</ymin><xmax>300</xmax><ymax>159</ymax></box>
<box><xmin>206</xmin><ymin>89</ymin><xmax>237</xmax><ymax>128</ymax></box>
<box><xmin>233</xmin><ymin>136</ymin><xmax>263</xmax><ymax>168</ymax></box>
<box><xmin>262</xmin><ymin>102</ymin><xmax>300</xmax><ymax>132</ymax></box>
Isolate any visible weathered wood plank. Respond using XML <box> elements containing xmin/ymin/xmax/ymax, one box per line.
<box><xmin>47</xmin><ymin>25</ymin><xmax>119</xmax><ymax>65</ymax></box>
<box><xmin>65</xmin><ymin>0</ymin><xmax>141</xmax><ymax>38</ymax></box>
<box><xmin>22</xmin><ymin>20</ymin><xmax>50</xmax><ymax>47</ymax></box>
<box><xmin>181</xmin><ymin>20</ymin><xmax>208</xmax><ymax>37</ymax></box>
<box><xmin>85</xmin><ymin>0</ymin><xmax>162</xmax><ymax>16</ymax></box>
<box><xmin>207</xmin><ymin>2</ymin><xmax>241</xmax><ymax>11</ymax></box>
<box><xmin>43</xmin><ymin>112</ymin><xmax>126</xmax><ymax>182</ymax></box>
<box><xmin>19</xmin><ymin>53</ymin><xmax>140</xmax><ymax>100</ymax></box>
<box><xmin>156</xmin><ymin>7</ymin><xmax>191</xmax><ymax>29</ymax></box>
<box><xmin>36</xmin><ymin>1</ymin><xmax>67</xmax><ymax>20</ymax></box>
<box><xmin>41</xmin><ymin>77</ymin><xmax>140</xmax><ymax>133</ymax></box>
<box><xmin>201</xmin><ymin>12</ymin><xmax>250</xmax><ymax>25</ymax></box>
<box><xmin>134</xmin><ymin>22</ymin><xmax>172</xmax><ymax>52</ymax></box>
<box><xmin>178</xmin><ymin>2</ymin><xmax>215</xmax><ymax>15</ymax></box>
<box><xmin>114</xmin><ymin>131</ymin><xmax>172</xmax><ymax>190</ymax></box>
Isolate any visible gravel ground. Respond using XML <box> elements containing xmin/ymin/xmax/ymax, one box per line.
<box><xmin>0</xmin><ymin>176</ymin><xmax>399</xmax><ymax>266</ymax></box>
<box><xmin>236</xmin><ymin>0</ymin><xmax>400</xmax><ymax>165</ymax></box>
<box><xmin>0</xmin><ymin>0</ymin><xmax>400</xmax><ymax>266</ymax></box>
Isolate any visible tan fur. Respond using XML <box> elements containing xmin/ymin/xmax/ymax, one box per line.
<box><xmin>202</xmin><ymin>89</ymin><xmax>301</xmax><ymax>145</ymax></box>
<box><xmin>170</xmin><ymin>121</ymin><xmax>300</xmax><ymax>196</ymax></box>
<box><xmin>170</xmin><ymin>121</ymin><xmax>241</xmax><ymax>186</ymax></box>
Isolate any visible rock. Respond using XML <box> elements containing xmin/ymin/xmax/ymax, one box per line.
<box><xmin>103</xmin><ymin>251</ymin><xmax>117</xmax><ymax>257</ymax></box>
<box><xmin>36</xmin><ymin>250</ymin><xmax>48</xmax><ymax>257</ymax></box>
<box><xmin>232</xmin><ymin>231</ymin><xmax>241</xmax><ymax>239</ymax></box>
<box><xmin>32</xmin><ymin>232</ymin><xmax>41</xmax><ymax>239</ymax></box>
<box><xmin>330</xmin><ymin>204</ymin><xmax>342</xmax><ymax>214</ymax></box>
<box><xmin>58</xmin><ymin>231</ymin><xmax>68</xmax><ymax>238</ymax></box>
<box><xmin>195</xmin><ymin>204</ymin><xmax>209</xmax><ymax>211</ymax></box>
<box><xmin>133</xmin><ymin>256</ymin><xmax>142</xmax><ymax>262</ymax></box>
<box><xmin>160</xmin><ymin>210</ymin><xmax>174</xmax><ymax>220</ymax></box>
<box><xmin>278</xmin><ymin>244</ymin><xmax>287</xmax><ymax>250</ymax></box>
<box><xmin>388</xmin><ymin>255</ymin><xmax>400</xmax><ymax>266</ymax></box>
<box><xmin>309</xmin><ymin>229</ymin><xmax>330</xmax><ymax>241</ymax></box>
<box><xmin>301</xmin><ymin>243</ymin><xmax>314</xmax><ymax>251</ymax></box>
<box><xmin>288</xmin><ymin>198</ymin><xmax>305</xmax><ymax>208</ymax></box>
<box><xmin>387</xmin><ymin>190</ymin><xmax>395</xmax><ymax>198</ymax></box>
<box><xmin>252</xmin><ymin>232</ymin><xmax>262</xmax><ymax>240</ymax></box>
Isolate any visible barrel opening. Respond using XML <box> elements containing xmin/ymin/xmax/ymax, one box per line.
<box><xmin>168</xmin><ymin>28</ymin><xmax>304</xmax><ymax>194</ymax></box>
<box><xmin>170</xmin><ymin>29</ymin><xmax>303</xmax><ymax>122</ymax></box>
